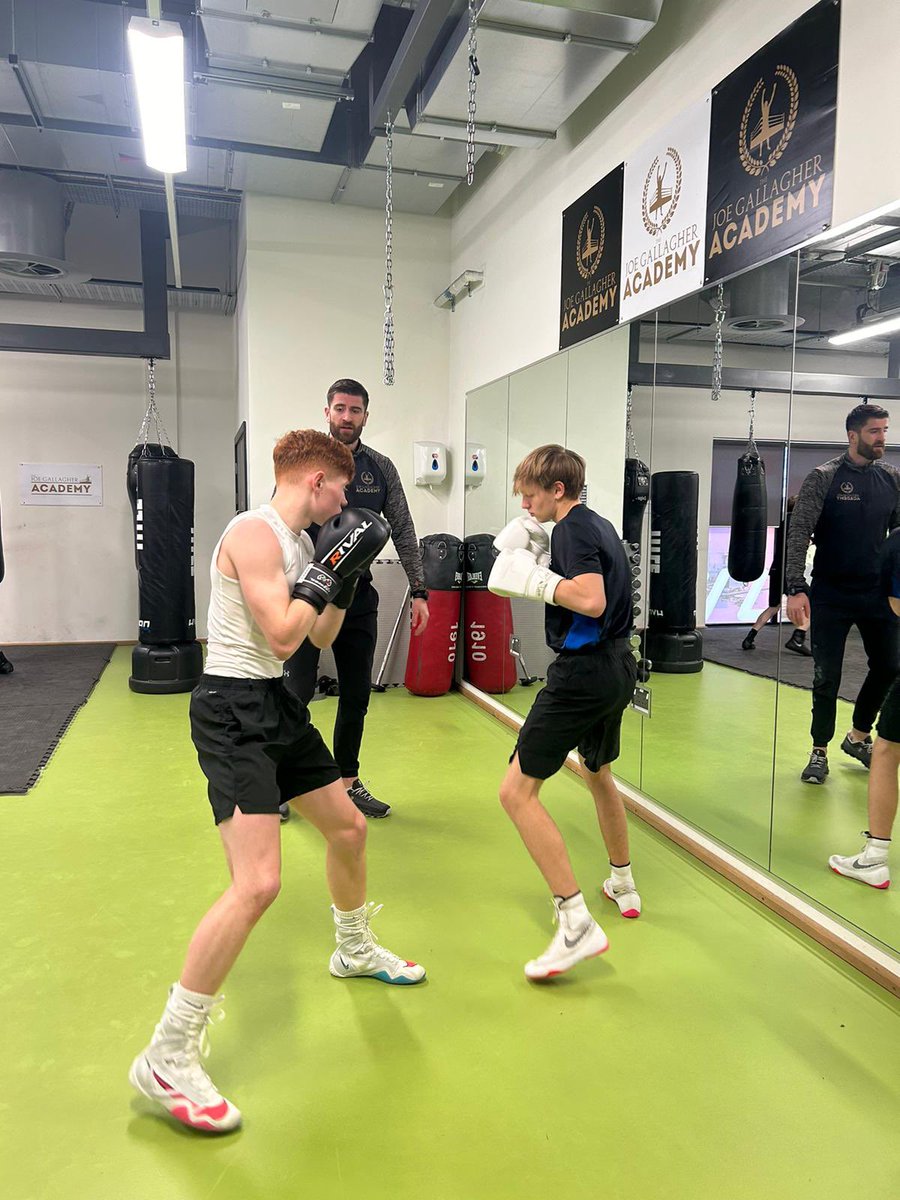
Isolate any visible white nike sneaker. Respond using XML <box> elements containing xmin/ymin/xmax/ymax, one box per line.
<box><xmin>602</xmin><ymin>876</ymin><xmax>642</xmax><ymax>918</ymax></box>
<box><xmin>829</xmin><ymin>835</ymin><xmax>891</xmax><ymax>890</ymax></box>
<box><xmin>329</xmin><ymin>902</ymin><xmax>426</xmax><ymax>985</ymax></box>
<box><xmin>524</xmin><ymin>894</ymin><xmax>609</xmax><ymax>981</ymax></box>
<box><xmin>129</xmin><ymin>986</ymin><xmax>242</xmax><ymax>1134</ymax></box>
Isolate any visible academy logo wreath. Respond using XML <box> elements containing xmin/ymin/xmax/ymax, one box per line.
<box><xmin>739</xmin><ymin>64</ymin><xmax>800</xmax><ymax>177</ymax></box>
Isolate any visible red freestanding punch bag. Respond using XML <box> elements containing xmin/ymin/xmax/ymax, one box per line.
<box><xmin>464</xmin><ymin>534</ymin><xmax>517</xmax><ymax>694</ymax></box>
<box><xmin>404</xmin><ymin>534</ymin><xmax>463</xmax><ymax>697</ymax></box>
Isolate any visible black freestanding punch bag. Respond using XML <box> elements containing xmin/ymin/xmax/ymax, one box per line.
<box><xmin>127</xmin><ymin>361</ymin><xmax>202</xmax><ymax>694</ymax></box>
<box><xmin>645</xmin><ymin>470</ymin><xmax>703</xmax><ymax>673</ymax></box>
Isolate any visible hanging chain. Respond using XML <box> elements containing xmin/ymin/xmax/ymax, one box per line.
<box><xmin>465</xmin><ymin>0</ymin><xmax>480</xmax><ymax>186</ymax></box>
<box><xmin>382</xmin><ymin>114</ymin><xmax>395</xmax><ymax>387</ymax></box>
<box><xmin>711</xmin><ymin>282</ymin><xmax>726</xmax><ymax>402</ymax></box>
<box><xmin>138</xmin><ymin>357</ymin><xmax>172</xmax><ymax>452</ymax></box>
<box><xmin>747</xmin><ymin>389</ymin><xmax>758</xmax><ymax>454</ymax></box>
<box><xmin>625</xmin><ymin>385</ymin><xmax>638</xmax><ymax>459</ymax></box>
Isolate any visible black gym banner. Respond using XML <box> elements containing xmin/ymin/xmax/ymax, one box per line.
<box><xmin>559</xmin><ymin>164</ymin><xmax>623</xmax><ymax>350</ymax></box>
<box><xmin>704</xmin><ymin>0</ymin><xmax>840</xmax><ymax>284</ymax></box>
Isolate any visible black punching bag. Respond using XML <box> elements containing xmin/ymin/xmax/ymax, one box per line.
<box><xmin>623</xmin><ymin>457</ymin><xmax>650</xmax><ymax>546</ymax></box>
<box><xmin>127</xmin><ymin>443</ymin><xmax>203</xmax><ymax>694</ymax></box>
<box><xmin>646</xmin><ymin>471</ymin><xmax>703</xmax><ymax>674</ymax></box>
<box><xmin>727</xmin><ymin>451</ymin><xmax>768</xmax><ymax>582</ymax></box>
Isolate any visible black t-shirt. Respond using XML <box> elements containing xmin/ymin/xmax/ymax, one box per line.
<box><xmin>546</xmin><ymin>504</ymin><xmax>632</xmax><ymax>653</ymax></box>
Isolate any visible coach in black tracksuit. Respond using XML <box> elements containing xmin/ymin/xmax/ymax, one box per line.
<box><xmin>786</xmin><ymin>403</ymin><xmax>900</xmax><ymax>785</ymax></box>
<box><xmin>284</xmin><ymin>379</ymin><xmax>428</xmax><ymax>819</ymax></box>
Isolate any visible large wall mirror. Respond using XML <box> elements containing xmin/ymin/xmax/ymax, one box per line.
<box><xmin>464</xmin><ymin>203</ymin><xmax>900</xmax><ymax>959</ymax></box>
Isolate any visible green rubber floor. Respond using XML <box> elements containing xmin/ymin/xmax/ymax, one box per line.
<box><xmin>1</xmin><ymin>647</ymin><xmax>899</xmax><ymax>1200</ymax></box>
<box><xmin>498</xmin><ymin>661</ymin><xmax>900</xmax><ymax>955</ymax></box>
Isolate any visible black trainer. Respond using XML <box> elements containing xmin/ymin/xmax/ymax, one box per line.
<box><xmin>741</xmin><ymin>629</ymin><xmax>757</xmax><ymax>651</ymax></box>
<box><xmin>840</xmin><ymin>734</ymin><xmax>873</xmax><ymax>770</ymax></box>
<box><xmin>784</xmin><ymin>630</ymin><xmax>812</xmax><ymax>657</ymax></box>
<box><xmin>801</xmin><ymin>749</ymin><xmax>829</xmax><ymax>784</ymax></box>
<box><xmin>348</xmin><ymin>780</ymin><xmax>391</xmax><ymax>818</ymax></box>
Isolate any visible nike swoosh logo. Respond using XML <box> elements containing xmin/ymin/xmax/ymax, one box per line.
<box><xmin>851</xmin><ymin>860</ymin><xmax>880</xmax><ymax>870</ymax></box>
<box><xmin>563</xmin><ymin>924</ymin><xmax>592</xmax><ymax>949</ymax></box>
<box><xmin>339</xmin><ymin>955</ymin><xmax>350</xmax><ymax>969</ymax></box>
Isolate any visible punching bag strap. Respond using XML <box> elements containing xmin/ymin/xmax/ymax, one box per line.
<box><xmin>711</xmin><ymin>283</ymin><xmax>725</xmax><ymax>403</ymax></box>
<box><xmin>625</xmin><ymin>384</ymin><xmax>638</xmax><ymax>460</ymax></box>
<box><xmin>745</xmin><ymin>389</ymin><xmax>759</xmax><ymax>458</ymax></box>
<box><xmin>137</xmin><ymin>358</ymin><xmax>174</xmax><ymax>458</ymax></box>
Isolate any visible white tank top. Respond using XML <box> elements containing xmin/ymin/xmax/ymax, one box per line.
<box><xmin>204</xmin><ymin>504</ymin><xmax>314</xmax><ymax>679</ymax></box>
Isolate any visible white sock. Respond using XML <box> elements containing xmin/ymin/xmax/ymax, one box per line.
<box><xmin>333</xmin><ymin>902</ymin><xmax>367</xmax><ymax>922</ymax></box>
<box><xmin>171</xmin><ymin>981</ymin><xmax>216</xmax><ymax>1010</ymax></box>
<box><xmin>848</xmin><ymin>733</ymin><xmax>872</xmax><ymax>745</ymax></box>
<box><xmin>864</xmin><ymin>834</ymin><xmax>890</xmax><ymax>862</ymax></box>
<box><xmin>609</xmin><ymin>863</ymin><xmax>635</xmax><ymax>890</ymax></box>
<box><xmin>554</xmin><ymin>891</ymin><xmax>590</xmax><ymax>922</ymax></box>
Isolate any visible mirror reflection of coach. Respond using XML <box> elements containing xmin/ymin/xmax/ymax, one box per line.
<box><xmin>283</xmin><ymin>380</ymin><xmax>430</xmax><ymax>819</ymax></box>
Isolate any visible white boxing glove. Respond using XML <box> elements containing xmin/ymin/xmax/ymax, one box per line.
<box><xmin>493</xmin><ymin>515</ymin><xmax>551</xmax><ymax>566</ymax></box>
<box><xmin>488</xmin><ymin>547</ymin><xmax>562</xmax><ymax>605</ymax></box>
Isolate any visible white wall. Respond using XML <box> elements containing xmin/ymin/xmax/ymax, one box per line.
<box><xmin>239</xmin><ymin>195</ymin><xmax>453</xmax><ymax>545</ymax></box>
<box><xmin>0</xmin><ymin>302</ymin><xmax>236</xmax><ymax>643</ymax></box>
<box><xmin>447</xmin><ymin>0</ymin><xmax>900</xmax><ymax>531</ymax></box>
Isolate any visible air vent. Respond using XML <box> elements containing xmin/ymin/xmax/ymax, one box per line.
<box><xmin>0</xmin><ymin>170</ymin><xmax>89</xmax><ymax>283</ymax></box>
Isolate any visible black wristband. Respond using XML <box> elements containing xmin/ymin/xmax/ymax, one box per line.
<box><xmin>411</xmin><ymin>588</ymin><xmax>429</xmax><ymax>601</ymax></box>
<box><xmin>786</xmin><ymin>583</ymin><xmax>809</xmax><ymax>597</ymax></box>
<box><xmin>292</xmin><ymin>562</ymin><xmax>340</xmax><ymax>613</ymax></box>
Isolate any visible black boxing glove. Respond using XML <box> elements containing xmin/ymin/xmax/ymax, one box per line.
<box><xmin>292</xmin><ymin>508</ymin><xmax>391</xmax><ymax>613</ymax></box>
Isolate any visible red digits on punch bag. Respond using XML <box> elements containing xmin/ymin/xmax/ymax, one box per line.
<box><xmin>464</xmin><ymin>535</ymin><xmax>517</xmax><ymax>694</ymax></box>
<box><xmin>404</xmin><ymin>535</ymin><xmax>463</xmax><ymax>697</ymax></box>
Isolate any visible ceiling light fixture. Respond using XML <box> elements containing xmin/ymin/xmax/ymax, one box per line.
<box><xmin>127</xmin><ymin>16</ymin><xmax>187</xmax><ymax>174</ymax></box>
<box><xmin>829</xmin><ymin>312</ymin><xmax>900</xmax><ymax>346</ymax></box>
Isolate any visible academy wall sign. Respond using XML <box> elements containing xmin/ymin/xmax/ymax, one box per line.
<box><xmin>20</xmin><ymin>463</ymin><xmax>103</xmax><ymax>506</ymax></box>
<box><xmin>704</xmin><ymin>0</ymin><xmax>840</xmax><ymax>283</ymax></box>
<box><xmin>559</xmin><ymin>164</ymin><xmax>624</xmax><ymax>350</ymax></box>
<box><xmin>620</xmin><ymin>95</ymin><xmax>711</xmax><ymax>323</ymax></box>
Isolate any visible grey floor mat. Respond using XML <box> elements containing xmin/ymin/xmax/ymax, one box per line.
<box><xmin>0</xmin><ymin>643</ymin><xmax>115</xmax><ymax>794</ymax></box>
<box><xmin>701</xmin><ymin>624</ymin><xmax>865</xmax><ymax>701</ymax></box>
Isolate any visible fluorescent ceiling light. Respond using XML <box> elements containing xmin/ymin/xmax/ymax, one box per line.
<box><xmin>127</xmin><ymin>16</ymin><xmax>187</xmax><ymax>174</ymax></box>
<box><xmin>829</xmin><ymin>313</ymin><xmax>900</xmax><ymax>346</ymax></box>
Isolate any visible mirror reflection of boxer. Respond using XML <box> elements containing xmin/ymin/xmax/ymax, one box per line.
<box><xmin>488</xmin><ymin>445</ymin><xmax>639</xmax><ymax>981</ymax></box>
<box><xmin>786</xmin><ymin>405</ymin><xmax>900</xmax><ymax>785</ymax></box>
<box><xmin>829</xmin><ymin>529</ymin><xmax>900</xmax><ymax>889</ymax></box>
<box><xmin>284</xmin><ymin>380</ymin><xmax>429</xmax><ymax>820</ymax></box>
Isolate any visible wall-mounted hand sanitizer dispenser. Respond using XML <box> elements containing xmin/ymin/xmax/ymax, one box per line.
<box><xmin>414</xmin><ymin>442</ymin><xmax>448</xmax><ymax>486</ymax></box>
<box><xmin>466</xmin><ymin>443</ymin><xmax>486</xmax><ymax>488</ymax></box>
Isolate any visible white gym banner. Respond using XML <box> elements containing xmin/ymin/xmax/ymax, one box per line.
<box><xmin>20</xmin><ymin>463</ymin><xmax>103</xmax><ymax>507</ymax></box>
<box><xmin>619</xmin><ymin>95</ymin><xmax>712</xmax><ymax>323</ymax></box>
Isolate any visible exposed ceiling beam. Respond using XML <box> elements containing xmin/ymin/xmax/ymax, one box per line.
<box><xmin>194</xmin><ymin>64</ymin><xmax>353</xmax><ymax>104</ymax></box>
<box><xmin>369</xmin><ymin>0</ymin><xmax>461</xmax><ymax>133</ymax></box>
<box><xmin>8</xmin><ymin>55</ymin><xmax>43</xmax><ymax>128</ymax></box>
<box><xmin>198</xmin><ymin>6</ymin><xmax>371</xmax><ymax>45</ymax></box>
<box><xmin>0</xmin><ymin>111</ymin><xmax>466</xmax><ymax>183</ymax></box>
<box><xmin>478</xmin><ymin>19</ymin><xmax>639</xmax><ymax>53</ymax></box>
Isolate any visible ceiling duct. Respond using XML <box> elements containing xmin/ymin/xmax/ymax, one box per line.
<box><xmin>723</xmin><ymin>257</ymin><xmax>803</xmax><ymax>336</ymax></box>
<box><xmin>0</xmin><ymin>171</ymin><xmax>89</xmax><ymax>283</ymax></box>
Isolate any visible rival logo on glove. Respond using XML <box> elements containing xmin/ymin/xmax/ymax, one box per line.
<box><xmin>326</xmin><ymin>520</ymin><xmax>375</xmax><ymax>568</ymax></box>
